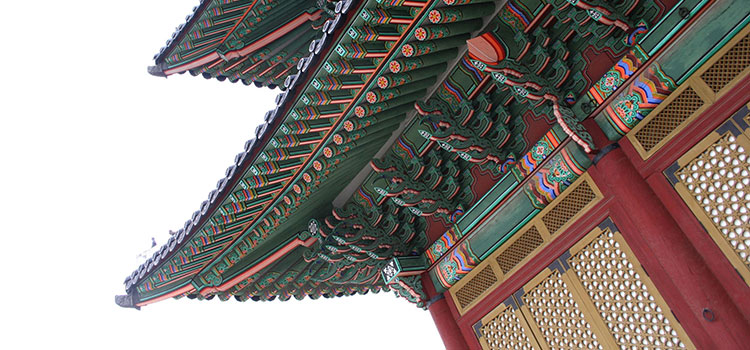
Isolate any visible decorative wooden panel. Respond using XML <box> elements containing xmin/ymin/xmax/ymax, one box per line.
<box><xmin>474</xmin><ymin>220</ymin><xmax>695</xmax><ymax>350</ymax></box>
<box><xmin>701</xmin><ymin>33</ymin><xmax>750</xmax><ymax>94</ymax></box>
<box><xmin>629</xmin><ymin>27</ymin><xmax>750</xmax><ymax>159</ymax></box>
<box><xmin>520</xmin><ymin>269</ymin><xmax>605</xmax><ymax>350</ymax></box>
<box><xmin>455</xmin><ymin>265</ymin><xmax>498</xmax><ymax>309</ymax></box>
<box><xmin>541</xmin><ymin>181</ymin><xmax>597</xmax><ymax>235</ymax></box>
<box><xmin>633</xmin><ymin>87</ymin><xmax>704</xmax><ymax>152</ymax></box>
<box><xmin>667</xmin><ymin>113</ymin><xmax>750</xmax><ymax>285</ymax></box>
<box><xmin>496</xmin><ymin>226</ymin><xmax>544</xmax><ymax>274</ymax></box>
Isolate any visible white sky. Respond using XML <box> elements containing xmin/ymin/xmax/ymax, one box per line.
<box><xmin>0</xmin><ymin>1</ymin><xmax>444</xmax><ymax>349</ymax></box>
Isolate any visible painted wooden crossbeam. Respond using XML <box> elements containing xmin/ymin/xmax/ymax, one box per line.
<box><xmin>290</xmin><ymin>105</ymin><xmax>344</xmax><ymax>120</ymax></box>
<box><xmin>324</xmin><ymin>58</ymin><xmax>378</xmax><ymax>74</ymax></box>
<box><xmin>312</xmin><ymin>74</ymin><xmax>367</xmax><ymax>90</ymax></box>
<box><xmin>414</xmin><ymin>18</ymin><xmax>481</xmax><ymax>41</ymax></box>
<box><xmin>376</xmin><ymin>0</ymin><xmax>428</xmax><ymax>8</ymax></box>
<box><xmin>241</xmin><ymin>169</ymin><xmax>296</xmax><ymax>189</ymax></box>
<box><xmin>442</xmin><ymin>0</ymin><xmax>495</xmax><ymax>5</ymax></box>
<box><xmin>401</xmin><ymin>35</ymin><xmax>470</xmax><ymax>57</ymax></box>
<box><xmin>344</xmin><ymin>104</ymin><xmax>413</xmax><ymax>132</ymax></box>
<box><xmin>360</xmin><ymin>8</ymin><xmax>418</xmax><ymax>25</ymax></box>
<box><xmin>230</xmin><ymin>183</ymin><xmax>284</xmax><ymax>203</ymax></box>
<box><xmin>336</xmin><ymin>42</ymin><xmax>390</xmax><ymax>58</ymax></box>
<box><xmin>355</xmin><ymin>91</ymin><xmax>427</xmax><ymax>117</ymax></box>
<box><xmin>427</xmin><ymin>3</ymin><xmax>495</xmax><ymax>24</ymax></box>
<box><xmin>321</xmin><ymin>129</ymin><xmax>396</xmax><ymax>160</ymax></box>
<box><xmin>279</xmin><ymin>119</ymin><xmax>336</xmax><ymax>134</ymax></box>
<box><xmin>251</xmin><ymin>158</ymin><xmax>305</xmax><ymax>176</ymax></box>
<box><xmin>300</xmin><ymin>90</ymin><xmax>355</xmax><ymax>106</ymax></box>
<box><xmin>269</xmin><ymin>131</ymin><xmax>326</xmax><ymax>147</ymax></box>
<box><xmin>348</xmin><ymin>24</ymin><xmax>406</xmax><ymax>42</ymax></box>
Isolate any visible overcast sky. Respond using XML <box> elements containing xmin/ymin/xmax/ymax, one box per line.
<box><xmin>0</xmin><ymin>1</ymin><xmax>444</xmax><ymax>349</ymax></box>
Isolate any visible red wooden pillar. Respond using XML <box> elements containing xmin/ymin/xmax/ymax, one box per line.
<box><xmin>422</xmin><ymin>275</ymin><xmax>470</xmax><ymax>350</ymax></box>
<box><xmin>428</xmin><ymin>296</ymin><xmax>471</xmax><ymax>350</ymax></box>
<box><xmin>589</xmin><ymin>144</ymin><xmax>750</xmax><ymax>349</ymax></box>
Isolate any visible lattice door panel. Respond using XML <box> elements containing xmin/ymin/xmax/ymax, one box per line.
<box><xmin>566</xmin><ymin>227</ymin><xmax>693</xmax><ymax>349</ymax></box>
<box><xmin>668</xmin><ymin>116</ymin><xmax>750</xmax><ymax>285</ymax></box>
<box><xmin>475</xmin><ymin>220</ymin><xmax>696</xmax><ymax>350</ymax></box>
<box><xmin>518</xmin><ymin>268</ymin><xmax>608</xmax><ymax>349</ymax></box>
<box><xmin>477</xmin><ymin>298</ymin><xmax>540</xmax><ymax>350</ymax></box>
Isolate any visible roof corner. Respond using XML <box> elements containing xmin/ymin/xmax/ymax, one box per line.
<box><xmin>115</xmin><ymin>294</ymin><xmax>141</xmax><ymax>310</ymax></box>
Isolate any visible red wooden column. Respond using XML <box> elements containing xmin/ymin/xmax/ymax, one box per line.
<box><xmin>422</xmin><ymin>275</ymin><xmax>471</xmax><ymax>350</ymax></box>
<box><xmin>588</xmin><ymin>144</ymin><xmax>750</xmax><ymax>349</ymax></box>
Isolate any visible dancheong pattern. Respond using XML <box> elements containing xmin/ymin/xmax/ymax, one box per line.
<box><xmin>121</xmin><ymin>0</ymin><xmax>713</xmax><ymax>317</ymax></box>
<box><xmin>588</xmin><ymin>47</ymin><xmax>648</xmax><ymax>104</ymax></box>
<box><xmin>599</xmin><ymin>61</ymin><xmax>676</xmax><ymax>136</ymax></box>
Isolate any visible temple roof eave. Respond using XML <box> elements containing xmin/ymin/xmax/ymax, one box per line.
<box><xmin>121</xmin><ymin>0</ymin><xmax>360</xmax><ymax>305</ymax></box>
<box><xmin>152</xmin><ymin>0</ymin><xmax>213</xmax><ymax>64</ymax></box>
<box><xmin>151</xmin><ymin>0</ymin><xmax>332</xmax><ymax>87</ymax></box>
<box><xmin>122</xmin><ymin>0</ymin><xmax>676</xmax><ymax>308</ymax></box>
<box><xmin>147</xmin><ymin>63</ymin><xmax>168</xmax><ymax>78</ymax></box>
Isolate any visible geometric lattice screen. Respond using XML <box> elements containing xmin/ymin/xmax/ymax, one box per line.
<box><xmin>568</xmin><ymin>228</ymin><xmax>688</xmax><ymax>349</ymax></box>
<box><xmin>700</xmin><ymin>32</ymin><xmax>750</xmax><ymax>94</ymax></box>
<box><xmin>475</xmin><ymin>220</ymin><xmax>695</xmax><ymax>349</ymax></box>
<box><xmin>455</xmin><ymin>266</ymin><xmax>498</xmax><ymax>309</ymax></box>
<box><xmin>667</xmin><ymin>109</ymin><xmax>750</xmax><ymax>286</ymax></box>
<box><xmin>632</xmin><ymin>87</ymin><xmax>704</xmax><ymax>153</ymax></box>
<box><xmin>521</xmin><ymin>269</ymin><xmax>604</xmax><ymax>349</ymax></box>
<box><xmin>477</xmin><ymin>301</ymin><xmax>537</xmax><ymax>350</ymax></box>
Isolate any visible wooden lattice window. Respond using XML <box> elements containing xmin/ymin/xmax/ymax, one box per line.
<box><xmin>522</xmin><ymin>269</ymin><xmax>604</xmax><ymax>349</ymax></box>
<box><xmin>568</xmin><ymin>229</ymin><xmax>688</xmax><ymax>349</ymax></box>
<box><xmin>475</xmin><ymin>221</ymin><xmax>695</xmax><ymax>349</ymax></box>
<box><xmin>496</xmin><ymin>226</ymin><xmax>544</xmax><ymax>274</ymax></box>
<box><xmin>701</xmin><ymin>33</ymin><xmax>750</xmax><ymax>93</ymax></box>
<box><xmin>478</xmin><ymin>301</ymin><xmax>537</xmax><ymax>350</ymax></box>
<box><xmin>670</xmin><ymin>122</ymin><xmax>750</xmax><ymax>284</ymax></box>
<box><xmin>633</xmin><ymin>87</ymin><xmax>703</xmax><ymax>152</ymax></box>
<box><xmin>541</xmin><ymin>181</ymin><xmax>597</xmax><ymax>234</ymax></box>
<box><xmin>455</xmin><ymin>265</ymin><xmax>498</xmax><ymax>309</ymax></box>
